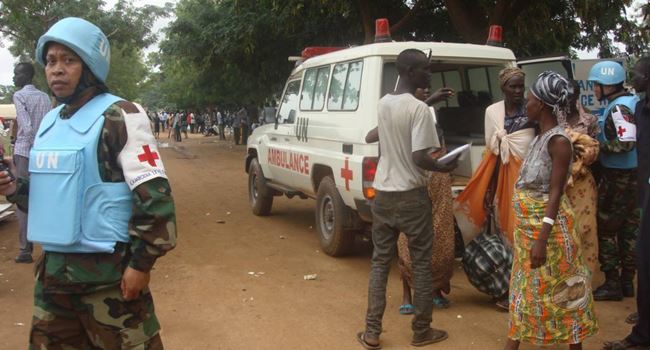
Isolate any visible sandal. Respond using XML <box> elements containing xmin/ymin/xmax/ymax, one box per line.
<box><xmin>399</xmin><ymin>303</ymin><xmax>415</xmax><ymax>315</ymax></box>
<box><xmin>411</xmin><ymin>328</ymin><xmax>448</xmax><ymax>347</ymax></box>
<box><xmin>356</xmin><ymin>331</ymin><xmax>382</xmax><ymax>350</ymax></box>
<box><xmin>495</xmin><ymin>298</ymin><xmax>509</xmax><ymax>311</ymax></box>
<box><xmin>433</xmin><ymin>296</ymin><xmax>450</xmax><ymax>309</ymax></box>
<box><xmin>603</xmin><ymin>339</ymin><xmax>650</xmax><ymax>350</ymax></box>
<box><xmin>626</xmin><ymin>312</ymin><xmax>639</xmax><ymax>325</ymax></box>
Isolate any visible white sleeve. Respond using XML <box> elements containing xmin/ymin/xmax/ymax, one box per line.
<box><xmin>117</xmin><ymin>107</ymin><xmax>168</xmax><ymax>190</ymax></box>
<box><xmin>411</xmin><ymin>103</ymin><xmax>440</xmax><ymax>152</ymax></box>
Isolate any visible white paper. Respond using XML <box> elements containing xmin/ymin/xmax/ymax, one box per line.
<box><xmin>438</xmin><ymin>144</ymin><xmax>471</xmax><ymax>165</ymax></box>
<box><xmin>611</xmin><ymin>106</ymin><xmax>636</xmax><ymax>142</ymax></box>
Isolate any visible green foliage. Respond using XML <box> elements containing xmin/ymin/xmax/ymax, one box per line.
<box><xmin>0</xmin><ymin>85</ymin><xmax>16</xmax><ymax>104</ymax></box>
<box><xmin>0</xmin><ymin>0</ymin><xmax>170</xmax><ymax>99</ymax></box>
<box><xmin>150</xmin><ymin>0</ymin><xmax>647</xmax><ymax>111</ymax></box>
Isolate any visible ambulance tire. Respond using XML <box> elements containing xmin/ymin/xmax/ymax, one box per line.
<box><xmin>249</xmin><ymin>158</ymin><xmax>273</xmax><ymax>216</ymax></box>
<box><xmin>315</xmin><ymin>176</ymin><xmax>354</xmax><ymax>256</ymax></box>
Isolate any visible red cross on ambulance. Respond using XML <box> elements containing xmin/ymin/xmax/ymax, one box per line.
<box><xmin>340</xmin><ymin>157</ymin><xmax>353</xmax><ymax>191</ymax></box>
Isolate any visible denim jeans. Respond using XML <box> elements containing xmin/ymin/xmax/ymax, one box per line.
<box><xmin>365</xmin><ymin>187</ymin><xmax>434</xmax><ymax>339</ymax></box>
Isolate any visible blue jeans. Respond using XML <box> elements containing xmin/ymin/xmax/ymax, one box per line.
<box><xmin>365</xmin><ymin>187</ymin><xmax>434</xmax><ymax>339</ymax></box>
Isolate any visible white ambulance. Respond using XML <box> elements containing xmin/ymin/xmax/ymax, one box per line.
<box><xmin>246</xmin><ymin>29</ymin><xmax>517</xmax><ymax>256</ymax></box>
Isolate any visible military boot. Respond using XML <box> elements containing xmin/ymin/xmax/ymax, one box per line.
<box><xmin>593</xmin><ymin>270</ymin><xmax>623</xmax><ymax>301</ymax></box>
<box><xmin>621</xmin><ymin>270</ymin><xmax>635</xmax><ymax>298</ymax></box>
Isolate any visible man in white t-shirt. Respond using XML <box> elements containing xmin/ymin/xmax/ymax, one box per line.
<box><xmin>357</xmin><ymin>49</ymin><xmax>458</xmax><ymax>350</ymax></box>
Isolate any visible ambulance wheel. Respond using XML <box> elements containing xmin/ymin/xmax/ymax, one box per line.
<box><xmin>249</xmin><ymin>158</ymin><xmax>273</xmax><ymax>216</ymax></box>
<box><xmin>315</xmin><ymin>176</ymin><xmax>354</xmax><ymax>256</ymax></box>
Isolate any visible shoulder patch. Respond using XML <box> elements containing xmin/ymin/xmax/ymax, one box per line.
<box><xmin>116</xmin><ymin>101</ymin><xmax>140</xmax><ymax>114</ymax></box>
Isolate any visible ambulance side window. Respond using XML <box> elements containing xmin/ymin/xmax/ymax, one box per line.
<box><xmin>300</xmin><ymin>66</ymin><xmax>331</xmax><ymax>111</ymax></box>
<box><xmin>312</xmin><ymin>67</ymin><xmax>330</xmax><ymax>110</ymax></box>
<box><xmin>328</xmin><ymin>60</ymin><xmax>363</xmax><ymax>111</ymax></box>
<box><xmin>278</xmin><ymin>80</ymin><xmax>301</xmax><ymax>124</ymax></box>
<box><xmin>300</xmin><ymin>69</ymin><xmax>317</xmax><ymax>110</ymax></box>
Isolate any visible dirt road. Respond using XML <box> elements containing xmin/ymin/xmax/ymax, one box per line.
<box><xmin>0</xmin><ymin>135</ymin><xmax>637</xmax><ymax>349</ymax></box>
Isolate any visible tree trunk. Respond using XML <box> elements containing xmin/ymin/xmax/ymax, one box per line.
<box><xmin>356</xmin><ymin>0</ymin><xmax>374</xmax><ymax>44</ymax></box>
<box><xmin>442</xmin><ymin>0</ymin><xmax>488</xmax><ymax>43</ymax></box>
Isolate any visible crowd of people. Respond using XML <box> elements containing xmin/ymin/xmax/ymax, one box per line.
<box><xmin>146</xmin><ymin>103</ymin><xmax>276</xmax><ymax>145</ymax></box>
<box><xmin>0</xmin><ymin>15</ymin><xmax>648</xmax><ymax>350</ymax></box>
<box><xmin>357</xmin><ymin>49</ymin><xmax>649</xmax><ymax>350</ymax></box>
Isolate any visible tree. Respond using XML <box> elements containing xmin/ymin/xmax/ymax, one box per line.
<box><xmin>0</xmin><ymin>0</ymin><xmax>170</xmax><ymax>99</ymax></box>
<box><xmin>151</xmin><ymin>0</ymin><xmax>648</xmax><ymax>110</ymax></box>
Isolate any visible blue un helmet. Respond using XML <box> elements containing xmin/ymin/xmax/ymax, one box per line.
<box><xmin>35</xmin><ymin>17</ymin><xmax>110</xmax><ymax>83</ymax></box>
<box><xmin>587</xmin><ymin>61</ymin><xmax>626</xmax><ymax>86</ymax></box>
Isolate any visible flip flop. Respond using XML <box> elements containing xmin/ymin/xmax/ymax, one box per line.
<box><xmin>356</xmin><ymin>331</ymin><xmax>382</xmax><ymax>350</ymax></box>
<box><xmin>626</xmin><ymin>312</ymin><xmax>639</xmax><ymax>325</ymax></box>
<box><xmin>495</xmin><ymin>298</ymin><xmax>509</xmax><ymax>312</ymax></box>
<box><xmin>399</xmin><ymin>303</ymin><xmax>415</xmax><ymax>315</ymax></box>
<box><xmin>603</xmin><ymin>339</ymin><xmax>650</xmax><ymax>350</ymax></box>
<box><xmin>433</xmin><ymin>296</ymin><xmax>450</xmax><ymax>309</ymax></box>
<box><xmin>411</xmin><ymin>328</ymin><xmax>448</xmax><ymax>347</ymax></box>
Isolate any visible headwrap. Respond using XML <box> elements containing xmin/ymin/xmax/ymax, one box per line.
<box><xmin>529</xmin><ymin>70</ymin><xmax>573</xmax><ymax>126</ymax></box>
<box><xmin>498</xmin><ymin>67</ymin><xmax>525</xmax><ymax>87</ymax></box>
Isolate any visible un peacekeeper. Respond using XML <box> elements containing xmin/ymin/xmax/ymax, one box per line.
<box><xmin>0</xmin><ymin>17</ymin><xmax>176</xmax><ymax>349</ymax></box>
<box><xmin>588</xmin><ymin>61</ymin><xmax>640</xmax><ymax>302</ymax></box>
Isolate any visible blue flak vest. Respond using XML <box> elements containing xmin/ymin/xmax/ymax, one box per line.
<box><xmin>597</xmin><ymin>94</ymin><xmax>639</xmax><ymax>169</ymax></box>
<box><xmin>27</xmin><ymin>93</ymin><xmax>133</xmax><ymax>253</ymax></box>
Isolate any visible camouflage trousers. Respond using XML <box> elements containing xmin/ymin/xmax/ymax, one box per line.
<box><xmin>29</xmin><ymin>249</ymin><xmax>163</xmax><ymax>349</ymax></box>
<box><xmin>596</xmin><ymin>167</ymin><xmax>640</xmax><ymax>275</ymax></box>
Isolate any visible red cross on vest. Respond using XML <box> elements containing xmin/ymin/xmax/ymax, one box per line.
<box><xmin>137</xmin><ymin>145</ymin><xmax>159</xmax><ymax>166</ymax></box>
<box><xmin>340</xmin><ymin>158</ymin><xmax>353</xmax><ymax>191</ymax></box>
<box><xmin>618</xmin><ymin>126</ymin><xmax>626</xmax><ymax>137</ymax></box>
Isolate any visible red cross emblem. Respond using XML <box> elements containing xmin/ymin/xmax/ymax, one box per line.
<box><xmin>137</xmin><ymin>145</ymin><xmax>159</xmax><ymax>166</ymax></box>
<box><xmin>340</xmin><ymin>158</ymin><xmax>353</xmax><ymax>191</ymax></box>
<box><xmin>617</xmin><ymin>126</ymin><xmax>626</xmax><ymax>137</ymax></box>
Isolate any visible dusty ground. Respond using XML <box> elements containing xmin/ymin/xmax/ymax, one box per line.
<box><xmin>0</xmin><ymin>134</ymin><xmax>638</xmax><ymax>350</ymax></box>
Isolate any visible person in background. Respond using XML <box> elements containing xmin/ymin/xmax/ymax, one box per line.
<box><xmin>455</xmin><ymin>67</ymin><xmax>535</xmax><ymax>310</ymax></box>
<box><xmin>181</xmin><ymin>110</ymin><xmax>189</xmax><ymax>139</ymax></box>
<box><xmin>603</xmin><ymin>56</ymin><xmax>650</xmax><ymax>350</ymax></box>
<box><xmin>217</xmin><ymin>108</ymin><xmax>225</xmax><ymax>140</ymax></box>
<box><xmin>233</xmin><ymin>108</ymin><xmax>242</xmax><ymax>145</ymax></box>
<box><xmin>0</xmin><ymin>17</ymin><xmax>176</xmax><ymax>348</ymax></box>
<box><xmin>153</xmin><ymin>111</ymin><xmax>161</xmax><ymax>139</ymax></box>
<box><xmin>11</xmin><ymin>61</ymin><xmax>51</xmax><ymax>264</ymax></box>
<box><xmin>505</xmin><ymin>71</ymin><xmax>597</xmax><ymax>350</ymax></box>
<box><xmin>238</xmin><ymin>106</ymin><xmax>249</xmax><ymax>145</ymax></box>
<box><xmin>160</xmin><ymin>111</ymin><xmax>167</xmax><ymax>133</ymax></box>
<box><xmin>588</xmin><ymin>61</ymin><xmax>640</xmax><ymax>302</ymax></box>
<box><xmin>564</xmin><ymin>80</ymin><xmax>600</xmax><ymax>275</ymax></box>
<box><xmin>358</xmin><ymin>48</ymin><xmax>457</xmax><ymax>350</ymax></box>
<box><xmin>398</xmin><ymin>86</ymin><xmax>456</xmax><ymax>314</ymax></box>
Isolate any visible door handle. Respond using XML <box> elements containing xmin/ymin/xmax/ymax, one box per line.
<box><xmin>270</xmin><ymin>137</ymin><xmax>277</xmax><ymax>141</ymax></box>
<box><xmin>284</xmin><ymin>138</ymin><xmax>290</xmax><ymax>142</ymax></box>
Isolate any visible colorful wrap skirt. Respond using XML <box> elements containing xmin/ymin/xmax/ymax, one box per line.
<box><xmin>508</xmin><ymin>189</ymin><xmax>598</xmax><ymax>345</ymax></box>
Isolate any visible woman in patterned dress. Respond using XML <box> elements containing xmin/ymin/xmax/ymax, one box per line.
<box><xmin>505</xmin><ymin>71</ymin><xmax>598</xmax><ymax>350</ymax></box>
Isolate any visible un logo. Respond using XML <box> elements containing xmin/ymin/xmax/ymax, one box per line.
<box><xmin>98</xmin><ymin>38</ymin><xmax>109</xmax><ymax>59</ymax></box>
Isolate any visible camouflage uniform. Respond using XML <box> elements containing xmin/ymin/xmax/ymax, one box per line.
<box><xmin>8</xmin><ymin>102</ymin><xmax>177</xmax><ymax>349</ymax></box>
<box><xmin>595</xmin><ymin>103</ymin><xmax>640</xmax><ymax>278</ymax></box>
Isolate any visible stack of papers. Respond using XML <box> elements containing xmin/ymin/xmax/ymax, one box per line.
<box><xmin>438</xmin><ymin>144</ymin><xmax>471</xmax><ymax>165</ymax></box>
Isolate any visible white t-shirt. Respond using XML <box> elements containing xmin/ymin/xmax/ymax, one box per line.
<box><xmin>373</xmin><ymin>93</ymin><xmax>440</xmax><ymax>192</ymax></box>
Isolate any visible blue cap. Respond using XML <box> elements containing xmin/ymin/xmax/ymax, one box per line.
<box><xmin>587</xmin><ymin>61</ymin><xmax>625</xmax><ymax>85</ymax></box>
<box><xmin>35</xmin><ymin>17</ymin><xmax>110</xmax><ymax>83</ymax></box>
